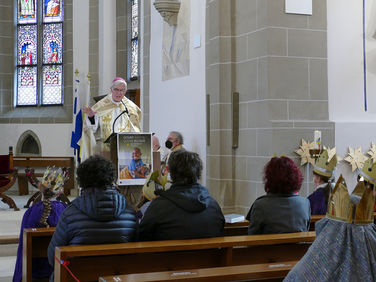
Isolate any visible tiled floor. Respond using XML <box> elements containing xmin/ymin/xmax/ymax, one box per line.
<box><xmin>0</xmin><ymin>195</ymin><xmax>29</xmax><ymax>282</ymax></box>
<box><xmin>0</xmin><ymin>194</ymin><xmax>76</xmax><ymax>281</ymax></box>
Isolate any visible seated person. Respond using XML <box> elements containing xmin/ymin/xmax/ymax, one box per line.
<box><xmin>246</xmin><ymin>156</ymin><xmax>311</xmax><ymax>235</ymax></box>
<box><xmin>308</xmin><ymin>149</ymin><xmax>338</xmax><ymax>215</ymax></box>
<box><xmin>152</xmin><ymin>134</ymin><xmax>168</xmax><ymax>161</ymax></box>
<box><xmin>13</xmin><ymin>167</ymin><xmax>69</xmax><ymax>282</ymax></box>
<box><xmin>139</xmin><ymin>150</ymin><xmax>225</xmax><ymax>241</ymax></box>
<box><xmin>136</xmin><ymin>170</ymin><xmax>166</xmax><ymax>222</ymax></box>
<box><xmin>129</xmin><ymin>147</ymin><xmax>149</xmax><ymax>179</ymax></box>
<box><xmin>284</xmin><ymin>171</ymin><xmax>376</xmax><ymax>281</ymax></box>
<box><xmin>48</xmin><ymin>155</ymin><xmax>138</xmax><ymax>272</ymax></box>
<box><xmin>357</xmin><ymin>159</ymin><xmax>376</xmax><ymax>211</ymax></box>
<box><xmin>161</xmin><ymin>131</ymin><xmax>185</xmax><ymax>176</ymax></box>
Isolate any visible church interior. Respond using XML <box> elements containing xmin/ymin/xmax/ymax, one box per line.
<box><xmin>1</xmin><ymin>0</ymin><xmax>376</xmax><ymax>281</ymax></box>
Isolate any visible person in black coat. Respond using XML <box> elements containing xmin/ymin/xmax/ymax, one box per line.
<box><xmin>139</xmin><ymin>150</ymin><xmax>225</xmax><ymax>241</ymax></box>
<box><xmin>48</xmin><ymin>155</ymin><xmax>138</xmax><ymax>269</ymax></box>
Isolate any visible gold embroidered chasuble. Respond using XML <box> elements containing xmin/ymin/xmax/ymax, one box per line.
<box><xmin>82</xmin><ymin>94</ymin><xmax>142</xmax><ymax>159</ymax></box>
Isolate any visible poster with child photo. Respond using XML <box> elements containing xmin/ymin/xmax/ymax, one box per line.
<box><xmin>117</xmin><ymin>133</ymin><xmax>152</xmax><ymax>185</ymax></box>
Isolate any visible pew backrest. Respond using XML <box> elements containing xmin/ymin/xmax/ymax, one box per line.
<box><xmin>99</xmin><ymin>261</ymin><xmax>299</xmax><ymax>282</ymax></box>
<box><xmin>22</xmin><ymin>227</ymin><xmax>56</xmax><ymax>282</ymax></box>
<box><xmin>224</xmin><ymin>219</ymin><xmax>249</xmax><ymax>236</ymax></box>
<box><xmin>54</xmin><ymin>232</ymin><xmax>315</xmax><ymax>282</ymax></box>
<box><xmin>13</xmin><ymin>156</ymin><xmax>74</xmax><ymax>195</ymax></box>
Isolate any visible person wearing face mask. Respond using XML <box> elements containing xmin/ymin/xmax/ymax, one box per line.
<box><xmin>82</xmin><ymin>77</ymin><xmax>142</xmax><ymax>160</ymax></box>
<box><xmin>161</xmin><ymin>131</ymin><xmax>185</xmax><ymax>176</ymax></box>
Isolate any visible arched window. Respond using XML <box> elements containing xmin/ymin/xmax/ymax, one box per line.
<box><xmin>129</xmin><ymin>0</ymin><xmax>139</xmax><ymax>80</ymax></box>
<box><xmin>16</xmin><ymin>0</ymin><xmax>64</xmax><ymax>106</ymax></box>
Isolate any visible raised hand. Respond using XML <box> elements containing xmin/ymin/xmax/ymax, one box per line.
<box><xmin>83</xmin><ymin>106</ymin><xmax>97</xmax><ymax>118</ymax></box>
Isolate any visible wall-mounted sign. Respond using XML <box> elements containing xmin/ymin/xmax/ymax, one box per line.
<box><xmin>285</xmin><ymin>0</ymin><xmax>312</xmax><ymax>15</ymax></box>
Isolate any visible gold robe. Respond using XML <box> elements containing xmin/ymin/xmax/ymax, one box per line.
<box><xmin>81</xmin><ymin>94</ymin><xmax>142</xmax><ymax>159</ymax></box>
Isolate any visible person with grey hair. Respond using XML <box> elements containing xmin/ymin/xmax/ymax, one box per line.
<box><xmin>82</xmin><ymin>77</ymin><xmax>142</xmax><ymax>159</ymax></box>
<box><xmin>165</xmin><ymin>131</ymin><xmax>184</xmax><ymax>151</ymax></box>
<box><xmin>162</xmin><ymin>131</ymin><xmax>185</xmax><ymax>173</ymax></box>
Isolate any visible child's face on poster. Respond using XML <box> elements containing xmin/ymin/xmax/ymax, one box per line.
<box><xmin>132</xmin><ymin>148</ymin><xmax>141</xmax><ymax>160</ymax></box>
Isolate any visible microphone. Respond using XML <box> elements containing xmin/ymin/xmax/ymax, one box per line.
<box><xmin>104</xmin><ymin>102</ymin><xmax>130</xmax><ymax>144</ymax></box>
<box><xmin>121</xmin><ymin>100</ymin><xmax>129</xmax><ymax>116</ymax></box>
<box><xmin>112</xmin><ymin>110</ymin><xmax>128</xmax><ymax>135</ymax></box>
<box><xmin>111</xmin><ymin>101</ymin><xmax>130</xmax><ymax>134</ymax></box>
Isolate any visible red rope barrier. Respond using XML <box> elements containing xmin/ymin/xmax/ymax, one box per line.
<box><xmin>54</xmin><ymin>256</ymin><xmax>80</xmax><ymax>282</ymax></box>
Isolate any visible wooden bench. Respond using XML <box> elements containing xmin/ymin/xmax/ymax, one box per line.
<box><xmin>13</xmin><ymin>156</ymin><xmax>75</xmax><ymax>196</ymax></box>
<box><xmin>21</xmin><ymin>224</ymin><xmax>249</xmax><ymax>281</ymax></box>
<box><xmin>99</xmin><ymin>261</ymin><xmax>298</xmax><ymax>282</ymax></box>
<box><xmin>224</xmin><ymin>219</ymin><xmax>249</xmax><ymax>236</ymax></box>
<box><xmin>54</xmin><ymin>232</ymin><xmax>315</xmax><ymax>282</ymax></box>
<box><xmin>23</xmin><ymin>227</ymin><xmax>56</xmax><ymax>282</ymax></box>
<box><xmin>0</xmin><ymin>234</ymin><xmax>19</xmax><ymax>245</ymax></box>
<box><xmin>309</xmin><ymin>212</ymin><xmax>376</xmax><ymax>231</ymax></box>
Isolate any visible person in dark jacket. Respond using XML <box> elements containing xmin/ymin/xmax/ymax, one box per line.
<box><xmin>48</xmin><ymin>155</ymin><xmax>138</xmax><ymax>270</ymax></box>
<box><xmin>139</xmin><ymin>150</ymin><xmax>225</xmax><ymax>241</ymax></box>
<box><xmin>246</xmin><ymin>156</ymin><xmax>310</xmax><ymax>235</ymax></box>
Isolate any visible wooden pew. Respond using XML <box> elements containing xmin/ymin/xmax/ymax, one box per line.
<box><xmin>20</xmin><ymin>223</ymin><xmax>248</xmax><ymax>281</ymax></box>
<box><xmin>22</xmin><ymin>227</ymin><xmax>56</xmax><ymax>282</ymax></box>
<box><xmin>0</xmin><ymin>234</ymin><xmax>19</xmax><ymax>245</ymax></box>
<box><xmin>99</xmin><ymin>261</ymin><xmax>299</xmax><ymax>282</ymax></box>
<box><xmin>309</xmin><ymin>212</ymin><xmax>376</xmax><ymax>231</ymax></box>
<box><xmin>309</xmin><ymin>215</ymin><xmax>324</xmax><ymax>231</ymax></box>
<box><xmin>224</xmin><ymin>219</ymin><xmax>249</xmax><ymax>236</ymax></box>
<box><xmin>13</xmin><ymin>156</ymin><xmax>75</xmax><ymax>196</ymax></box>
<box><xmin>54</xmin><ymin>232</ymin><xmax>315</xmax><ymax>282</ymax></box>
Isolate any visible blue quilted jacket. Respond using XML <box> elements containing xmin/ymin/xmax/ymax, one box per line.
<box><xmin>48</xmin><ymin>187</ymin><xmax>138</xmax><ymax>268</ymax></box>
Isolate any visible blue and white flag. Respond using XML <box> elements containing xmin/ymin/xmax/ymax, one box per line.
<box><xmin>71</xmin><ymin>72</ymin><xmax>83</xmax><ymax>163</ymax></box>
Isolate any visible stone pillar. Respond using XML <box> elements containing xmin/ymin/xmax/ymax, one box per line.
<box><xmin>206</xmin><ymin>0</ymin><xmax>334</xmax><ymax>214</ymax></box>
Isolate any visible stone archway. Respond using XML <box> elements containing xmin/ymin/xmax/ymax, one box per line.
<box><xmin>16</xmin><ymin>130</ymin><xmax>42</xmax><ymax>156</ymax></box>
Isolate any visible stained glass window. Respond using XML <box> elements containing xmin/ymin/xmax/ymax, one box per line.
<box><xmin>43</xmin><ymin>0</ymin><xmax>63</xmax><ymax>23</ymax></box>
<box><xmin>17</xmin><ymin>25</ymin><xmax>37</xmax><ymax>65</ymax></box>
<box><xmin>16</xmin><ymin>0</ymin><xmax>64</xmax><ymax>106</ymax></box>
<box><xmin>130</xmin><ymin>0</ymin><xmax>138</xmax><ymax>80</ymax></box>
<box><xmin>131</xmin><ymin>39</ymin><xmax>138</xmax><ymax>79</ymax></box>
<box><xmin>18</xmin><ymin>0</ymin><xmax>37</xmax><ymax>24</ymax></box>
<box><xmin>43</xmin><ymin>23</ymin><xmax>62</xmax><ymax>64</ymax></box>
<box><xmin>42</xmin><ymin>65</ymin><xmax>62</xmax><ymax>104</ymax></box>
<box><xmin>17</xmin><ymin>67</ymin><xmax>37</xmax><ymax>105</ymax></box>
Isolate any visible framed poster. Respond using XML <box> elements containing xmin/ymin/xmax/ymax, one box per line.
<box><xmin>117</xmin><ymin>133</ymin><xmax>152</xmax><ymax>185</ymax></box>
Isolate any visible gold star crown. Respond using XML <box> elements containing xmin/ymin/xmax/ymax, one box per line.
<box><xmin>313</xmin><ymin>149</ymin><xmax>338</xmax><ymax>178</ymax></box>
<box><xmin>142</xmin><ymin>170</ymin><xmax>167</xmax><ymax>201</ymax></box>
<box><xmin>327</xmin><ymin>175</ymin><xmax>375</xmax><ymax>224</ymax></box>
<box><xmin>41</xmin><ymin>166</ymin><xmax>69</xmax><ymax>192</ymax></box>
<box><xmin>359</xmin><ymin>158</ymin><xmax>376</xmax><ymax>186</ymax></box>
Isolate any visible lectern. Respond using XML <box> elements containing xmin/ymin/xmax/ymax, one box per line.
<box><xmin>105</xmin><ymin>132</ymin><xmax>157</xmax><ymax>186</ymax></box>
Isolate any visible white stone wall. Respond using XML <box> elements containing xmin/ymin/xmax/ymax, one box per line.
<box><xmin>149</xmin><ymin>0</ymin><xmax>207</xmax><ymax>184</ymax></box>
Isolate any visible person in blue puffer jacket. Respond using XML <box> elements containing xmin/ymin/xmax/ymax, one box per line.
<box><xmin>48</xmin><ymin>155</ymin><xmax>138</xmax><ymax>273</ymax></box>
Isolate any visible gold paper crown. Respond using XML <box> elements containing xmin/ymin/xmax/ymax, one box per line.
<box><xmin>313</xmin><ymin>149</ymin><xmax>338</xmax><ymax>178</ymax></box>
<box><xmin>360</xmin><ymin>158</ymin><xmax>376</xmax><ymax>185</ymax></box>
<box><xmin>41</xmin><ymin>166</ymin><xmax>69</xmax><ymax>192</ymax></box>
<box><xmin>327</xmin><ymin>175</ymin><xmax>375</xmax><ymax>224</ymax></box>
<box><xmin>142</xmin><ymin>170</ymin><xmax>167</xmax><ymax>201</ymax></box>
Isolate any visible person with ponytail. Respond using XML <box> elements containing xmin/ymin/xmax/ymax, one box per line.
<box><xmin>13</xmin><ymin>167</ymin><xmax>69</xmax><ymax>282</ymax></box>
